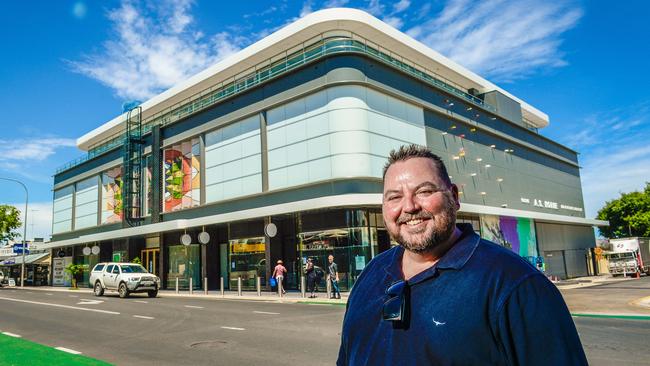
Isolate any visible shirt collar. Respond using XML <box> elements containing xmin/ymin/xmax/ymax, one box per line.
<box><xmin>383</xmin><ymin>223</ymin><xmax>481</xmax><ymax>284</ymax></box>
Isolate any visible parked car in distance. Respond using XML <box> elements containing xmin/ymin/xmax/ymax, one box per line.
<box><xmin>89</xmin><ymin>262</ymin><xmax>160</xmax><ymax>298</ymax></box>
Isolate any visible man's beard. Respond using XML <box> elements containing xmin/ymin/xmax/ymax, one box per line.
<box><xmin>390</xmin><ymin>192</ymin><xmax>457</xmax><ymax>254</ymax></box>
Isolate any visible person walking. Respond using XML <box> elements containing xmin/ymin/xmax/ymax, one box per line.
<box><xmin>305</xmin><ymin>258</ymin><xmax>317</xmax><ymax>298</ymax></box>
<box><xmin>328</xmin><ymin>254</ymin><xmax>341</xmax><ymax>299</ymax></box>
<box><xmin>272</xmin><ymin>260</ymin><xmax>287</xmax><ymax>294</ymax></box>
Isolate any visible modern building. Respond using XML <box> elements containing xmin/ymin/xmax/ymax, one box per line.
<box><xmin>45</xmin><ymin>8</ymin><xmax>606</xmax><ymax>289</ymax></box>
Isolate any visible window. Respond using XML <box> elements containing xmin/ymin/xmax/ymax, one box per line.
<box><xmin>105</xmin><ymin>265</ymin><xmax>114</xmax><ymax>273</ymax></box>
<box><xmin>112</xmin><ymin>266</ymin><xmax>120</xmax><ymax>274</ymax></box>
<box><xmin>120</xmin><ymin>265</ymin><xmax>147</xmax><ymax>273</ymax></box>
<box><xmin>93</xmin><ymin>264</ymin><xmax>105</xmax><ymax>272</ymax></box>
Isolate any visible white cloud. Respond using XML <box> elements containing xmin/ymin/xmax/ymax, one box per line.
<box><xmin>7</xmin><ymin>202</ymin><xmax>53</xmax><ymax>242</ymax></box>
<box><xmin>70</xmin><ymin>0</ymin><xmax>246</xmax><ymax>101</ymax></box>
<box><xmin>324</xmin><ymin>0</ymin><xmax>350</xmax><ymax>7</ymax></box>
<box><xmin>392</xmin><ymin>0</ymin><xmax>410</xmax><ymax>13</ymax></box>
<box><xmin>300</xmin><ymin>0</ymin><xmax>314</xmax><ymax>17</ymax></box>
<box><xmin>0</xmin><ymin>138</ymin><xmax>76</xmax><ymax>162</ymax></box>
<box><xmin>405</xmin><ymin>0</ymin><xmax>582</xmax><ymax>82</ymax></box>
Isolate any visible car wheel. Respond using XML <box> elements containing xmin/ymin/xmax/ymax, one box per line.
<box><xmin>147</xmin><ymin>290</ymin><xmax>158</xmax><ymax>298</ymax></box>
<box><xmin>118</xmin><ymin>282</ymin><xmax>129</xmax><ymax>298</ymax></box>
<box><xmin>94</xmin><ymin>281</ymin><xmax>104</xmax><ymax>296</ymax></box>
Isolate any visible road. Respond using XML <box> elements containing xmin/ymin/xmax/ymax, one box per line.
<box><xmin>0</xmin><ymin>289</ymin><xmax>343</xmax><ymax>366</ymax></box>
<box><xmin>1</xmin><ymin>281</ymin><xmax>650</xmax><ymax>366</ymax></box>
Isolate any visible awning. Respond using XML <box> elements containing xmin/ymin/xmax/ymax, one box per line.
<box><xmin>0</xmin><ymin>252</ymin><xmax>50</xmax><ymax>265</ymax></box>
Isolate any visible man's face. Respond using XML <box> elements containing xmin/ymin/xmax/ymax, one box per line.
<box><xmin>382</xmin><ymin>157</ymin><xmax>460</xmax><ymax>253</ymax></box>
<box><xmin>328</xmin><ymin>256</ymin><xmax>333</xmax><ymax>263</ymax></box>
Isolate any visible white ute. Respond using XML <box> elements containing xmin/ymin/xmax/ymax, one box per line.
<box><xmin>89</xmin><ymin>262</ymin><xmax>160</xmax><ymax>298</ymax></box>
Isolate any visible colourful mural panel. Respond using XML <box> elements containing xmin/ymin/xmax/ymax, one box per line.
<box><xmin>479</xmin><ymin>215</ymin><xmax>538</xmax><ymax>258</ymax></box>
<box><xmin>163</xmin><ymin>138</ymin><xmax>201</xmax><ymax>212</ymax></box>
<box><xmin>101</xmin><ymin>166</ymin><xmax>123</xmax><ymax>224</ymax></box>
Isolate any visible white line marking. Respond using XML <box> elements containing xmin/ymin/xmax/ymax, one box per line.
<box><xmin>221</xmin><ymin>326</ymin><xmax>245</xmax><ymax>331</ymax></box>
<box><xmin>55</xmin><ymin>347</ymin><xmax>82</xmax><ymax>355</ymax></box>
<box><xmin>133</xmin><ymin>315</ymin><xmax>154</xmax><ymax>320</ymax></box>
<box><xmin>134</xmin><ymin>300</ymin><xmax>148</xmax><ymax>304</ymax></box>
<box><xmin>26</xmin><ymin>292</ymin><xmax>33</xmax><ymax>294</ymax></box>
<box><xmin>184</xmin><ymin>305</ymin><xmax>204</xmax><ymax>309</ymax></box>
<box><xmin>253</xmin><ymin>311</ymin><xmax>280</xmax><ymax>315</ymax></box>
<box><xmin>68</xmin><ymin>295</ymin><xmax>79</xmax><ymax>298</ymax></box>
<box><xmin>46</xmin><ymin>293</ymin><xmax>53</xmax><ymax>296</ymax></box>
<box><xmin>2</xmin><ymin>332</ymin><xmax>21</xmax><ymax>338</ymax></box>
<box><xmin>0</xmin><ymin>296</ymin><xmax>120</xmax><ymax>315</ymax></box>
<box><xmin>77</xmin><ymin>299</ymin><xmax>104</xmax><ymax>305</ymax></box>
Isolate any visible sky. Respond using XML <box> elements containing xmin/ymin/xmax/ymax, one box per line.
<box><xmin>0</xmin><ymin>0</ymin><xmax>648</xmax><ymax>241</ymax></box>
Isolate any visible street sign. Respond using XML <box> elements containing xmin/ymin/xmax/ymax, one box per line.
<box><xmin>13</xmin><ymin>243</ymin><xmax>29</xmax><ymax>255</ymax></box>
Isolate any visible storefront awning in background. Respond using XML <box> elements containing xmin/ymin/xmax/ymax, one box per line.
<box><xmin>0</xmin><ymin>252</ymin><xmax>50</xmax><ymax>265</ymax></box>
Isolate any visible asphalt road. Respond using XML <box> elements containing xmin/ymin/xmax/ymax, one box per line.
<box><xmin>561</xmin><ymin>276</ymin><xmax>650</xmax><ymax>315</ymax></box>
<box><xmin>1</xmin><ymin>284</ymin><xmax>650</xmax><ymax>366</ymax></box>
<box><xmin>0</xmin><ymin>289</ymin><xmax>344</xmax><ymax>366</ymax></box>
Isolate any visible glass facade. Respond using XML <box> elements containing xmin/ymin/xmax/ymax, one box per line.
<box><xmin>228</xmin><ymin>237</ymin><xmax>266</xmax><ymax>290</ymax></box>
<box><xmin>52</xmin><ymin>185</ymin><xmax>74</xmax><ymax>234</ymax></box>
<box><xmin>204</xmin><ymin>115</ymin><xmax>262</xmax><ymax>203</ymax></box>
<box><xmin>74</xmin><ymin>176</ymin><xmax>99</xmax><ymax>230</ymax></box>
<box><xmin>163</xmin><ymin>138</ymin><xmax>201</xmax><ymax>212</ymax></box>
<box><xmin>167</xmin><ymin>245</ymin><xmax>201</xmax><ymax>290</ymax></box>
<box><xmin>266</xmin><ymin>85</ymin><xmax>426</xmax><ymax>190</ymax></box>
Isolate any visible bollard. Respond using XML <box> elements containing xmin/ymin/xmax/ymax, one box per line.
<box><xmin>204</xmin><ymin>277</ymin><xmax>208</xmax><ymax>295</ymax></box>
<box><xmin>175</xmin><ymin>277</ymin><xmax>179</xmax><ymax>294</ymax></box>
<box><xmin>256</xmin><ymin>276</ymin><xmax>261</xmax><ymax>296</ymax></box>
<box><xmin>220</xmin><ymin>277</ymin><xmax>224</xmax><ymax>297</ymax></box>
<box><xmin>301</xmin><ymin>276</ymin><xmax>306</xmax><ymax>298</ymax></box>
<box><xmin>326</xmin><ymin>278</ymin><xmax>332</xmax><ymax>299</ymax></box>
<box><xmin>189</xmin><ymin>278</ymin><xmax>193</xmax><ymax>295</ymax></box>
<box><xmin>237</xmin><ymin>277</ymin><xmax>242</xmax><ymax>296</ymax></box>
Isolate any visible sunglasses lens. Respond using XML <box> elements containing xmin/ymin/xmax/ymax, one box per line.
<box><xmin>382</xmin><ymin>295</ymin><xmax>403</xmax><ymax>321</ymax></box>
<box><xmin>386</xmin><ymin>281</ymin><xmax>406</xmax><ymax>296</ymax></box>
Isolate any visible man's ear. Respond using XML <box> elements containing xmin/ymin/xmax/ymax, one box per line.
<box><xmin>450</xmin><ymin>184</ymin><xmax>461</xmax><ymax>210</ymax></box>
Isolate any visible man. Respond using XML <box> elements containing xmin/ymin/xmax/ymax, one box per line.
<box><xmin>327</xmin><ymin>254</ymin><xmax>341</xmax><ymax>299</ymax></box>
<box><xmin>337</xmin><ymin>144</ymin><xmax>587</xmax><ymax>365</ymax></box>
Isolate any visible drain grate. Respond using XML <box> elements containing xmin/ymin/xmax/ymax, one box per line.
<box><xmin>189</xmin><ymin>340</ymin><xmax>229</xmax><ymax>349</ymax></box>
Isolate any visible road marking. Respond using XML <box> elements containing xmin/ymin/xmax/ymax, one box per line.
<box><xmin>77</xmin><ymin>299</ymin><xmax>104</xmax><ymax>305</ymax></box>
<box><xmin>221</xmin><ymin>326</ymin><xmax>245</xmax><ymax>331</ymax></box>
<box><xmin>184</xmin><ymin>305</ymin><xmax>204</xmax><ymax>309</ymax></box>
<box><xmin>253</xmin><ymin>311</ymin><xmax>280</xmax><ymax>315</ymax></box>
<box><xmin>68</xmin><ymin>295</ymin><xmax>79</xmax><ymax>298</ymax></box>
<box><xmin>46</xmin><ymin>293</ymin><xmax>53</xmax><ymax>296</ymax></box>
<box><xmin>0</xmin><ymin>296</ymin><xmax>120</xmax><ymax>315</ymax></box>
<box><xmin>55</xmin><ymin>347</ymin><xmax>82</xmax><ymax>355</ymax></box>
<box><xmin>134</xmin><ymin>300</ymin><xmax>148</xmax><ymax>304</ymax></box>
<box><xmin>26</xmin><ymin>292</ymin><xmax>33</xmax><ymax>294</ymax></box>
<box><xmin>571</xmin><ymin>313</ymin><xmax>650</xmax><ymax>321</ymax></box>
<box><xmin>2</xmin><ymin>332</ymin><xmax>21</xmax><ymax>338</ymax></box>
<box><xmin>133</xmin><ymin>315</ymin><xmax>155</xmax><ymax>320</ymax></box>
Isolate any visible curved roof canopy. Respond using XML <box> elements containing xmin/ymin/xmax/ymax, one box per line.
<box><xmin>77</xmin><ymin>7</ymin><xmax>549</xmax><ymax>151</ymax></box>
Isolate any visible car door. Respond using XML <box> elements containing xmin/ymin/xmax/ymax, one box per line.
<box><xmin>103</xmin><ymin>265</ymin><xmax>118</xmax><ymax>289</ymax></box>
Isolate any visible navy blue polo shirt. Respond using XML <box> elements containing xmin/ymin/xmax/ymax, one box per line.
<box><xmin>337</xmin><ymin>224</ymin><xmax>587</xmax><ymax>366</ymax></box>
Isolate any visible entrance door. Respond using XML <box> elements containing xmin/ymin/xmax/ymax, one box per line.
<box><xmin>141</xmin><ymin>248</ymin><xmax>160</xmax><ymax>276</ymax></box>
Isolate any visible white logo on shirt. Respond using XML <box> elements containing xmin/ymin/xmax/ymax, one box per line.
<box><xmin>432</xmin><ymin>318</ymin><xmax>446</xmax><ymax>326</ymax></box>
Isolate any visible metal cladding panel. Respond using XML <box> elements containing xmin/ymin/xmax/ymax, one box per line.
<box><xmin>536</xmin><ymin>223</ymin><xmax>596</xmax><ymax>252</ymax></box>
<box><xmin>563</xmin><ymin>249</ymin><xmax>589</xmax><ymax>278</ymax></box>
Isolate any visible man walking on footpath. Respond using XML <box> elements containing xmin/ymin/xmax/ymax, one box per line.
<box><xmin>337</xmin><ymin>144</ymin><xmax>587</xmax><ymax>365</ymax></box>
<box><xmin>327</xmin><ymin>255</ymin><xmax>341</xmax><ymax>299</ymax></box>
<box><xmin>272</xmin><ymin>260</ymin><xmax>287</xmax><ymax>294</ymax></box>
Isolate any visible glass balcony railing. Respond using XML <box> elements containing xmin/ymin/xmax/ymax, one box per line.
<box><xmin>56</xmin><ymin>32</ymin><xmax>496</xmax><ymax>174</ymax></box>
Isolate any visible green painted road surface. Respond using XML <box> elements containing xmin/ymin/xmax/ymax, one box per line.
<box><xmin>0</xmin><ymin>334</ymin><xmax>111</xmax><ymax>366</ymax></box>
<box><xmin>572</xmin><ymin>313</ymin><xmax>650</xmax><ymax>321</ymax></box>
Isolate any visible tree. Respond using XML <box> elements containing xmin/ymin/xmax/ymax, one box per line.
<box><xmin>597</xmin><ymin>183</ymin><xmax>650</xmax><ymax>238</ymax></box>
<box><xmin>0</xmin><ymin>205</ymin><xmax>22</xmax><ymax>243</ymax></box>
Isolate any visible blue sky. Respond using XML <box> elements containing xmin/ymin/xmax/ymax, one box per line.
<box><xmin>0</xmin><ymin>0</ymin><xmax>648</xmax><ymax>240</ymax></box>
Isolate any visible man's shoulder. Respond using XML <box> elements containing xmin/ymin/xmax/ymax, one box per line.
<box><xmin>471</xmin><ymin>238</ymin><xmax>540</xmax><ymax>279</ymax></box>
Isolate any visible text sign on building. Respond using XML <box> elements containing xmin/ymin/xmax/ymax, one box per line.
<box><xmin>12</xmin><ymin>243</ymin><xmax>29</xmax><ymax>254</ymax></box>
<box><xmin>520</xmin><ymin>197</ymin><xmax>583</xmax><ymax>212</ymax></box>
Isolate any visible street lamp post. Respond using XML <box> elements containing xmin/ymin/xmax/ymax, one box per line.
<box><xmin>0</xmin><ymin>177</ymin><xmax>28</xmax><ymax>288</ymax></box>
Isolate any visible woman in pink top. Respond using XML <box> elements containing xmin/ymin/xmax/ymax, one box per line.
<box><xmin>272</xmin><ymin>260</ymin><xmax>287</xmax><ymax>294</ymax></box>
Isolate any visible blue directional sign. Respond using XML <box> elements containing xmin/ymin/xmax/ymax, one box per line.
<box><xmin>13</xmin><ymin>243</ymin><xmax>29</xmax><ymax>255</ymax></box>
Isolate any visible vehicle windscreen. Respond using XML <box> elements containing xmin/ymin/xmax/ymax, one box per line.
<box><xmin>120</xmin><ymin>265</ymin><xmax>147</xmax><ymax>273</ymax></box>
